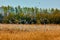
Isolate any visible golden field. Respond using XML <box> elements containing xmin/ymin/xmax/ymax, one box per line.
<box><xmin>0</xmin><ymin>24</ymin><xmax>60</xmax><ymax>40</ymax></box>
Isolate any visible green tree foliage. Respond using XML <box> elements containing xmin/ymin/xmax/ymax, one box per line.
<box><xmin>0</xmin><ymin>6</ymin><xmax>60</xmax><ymax>24</ymax></box>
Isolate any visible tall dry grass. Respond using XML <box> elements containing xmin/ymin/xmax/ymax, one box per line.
<box><xmin>0</xmin><ymin>24</ymin><xmax>60</xmax><ymax>40</ymax></box>
<box><xmin>0</xmin><ymin>31</ymin><xmax>60</xmax><ymax>40</ymax></box>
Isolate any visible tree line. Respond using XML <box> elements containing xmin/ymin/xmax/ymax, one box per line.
<box><xmin>0</xmin><ymin>6</ymin><xmax>60</xmax><ymax>24</ymax></box>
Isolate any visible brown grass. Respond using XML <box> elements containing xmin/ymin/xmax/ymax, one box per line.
<box><xmin>0</xmin><ymin>24</ymin><xmax>60</xmax><ymax>40</ymax></box>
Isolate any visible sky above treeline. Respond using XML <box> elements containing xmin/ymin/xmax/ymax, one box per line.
<box><xmin>0</xmin><ymin>0</ymin><xmax>60</xmax><ymax>9</ymax></box>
